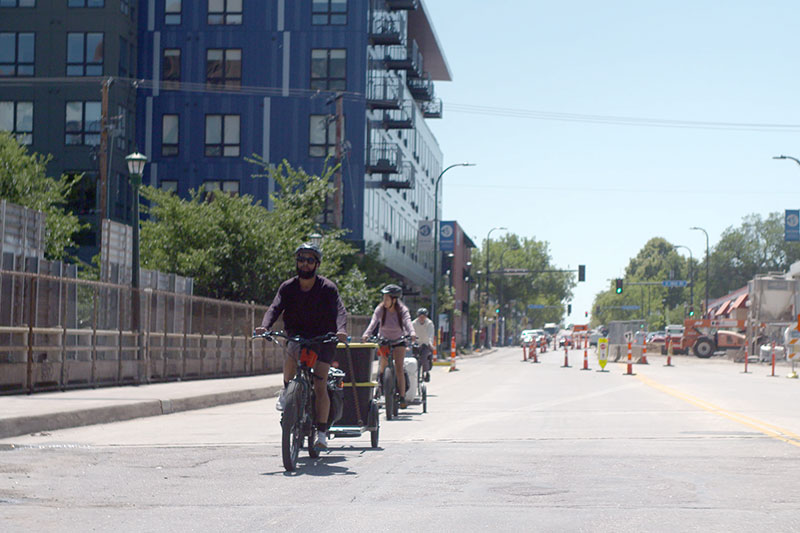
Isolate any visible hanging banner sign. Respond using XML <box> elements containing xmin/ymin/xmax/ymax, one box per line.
<box><xmin>785</xmin><ymin>210</ymin><xmax>800</xmax><ymax>242</ymax></box>
<box><xmin>439</xmin><ymin>221</ymin><xmax>455</xmax><ymax>252</ymax></box>
<box><xmin>418</xmin><ymin>220</ymin><xmax>434</xmax><ymax>251</ymax></box>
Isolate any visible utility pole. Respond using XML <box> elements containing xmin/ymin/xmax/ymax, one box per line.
<box><xmin>99</xmin><ymin>78</ymin><xmax>113</xmax><ymax>224</ymax></box>
<box><xmin>333</xmin><ymin>92</ymin><xmax>343</xmax><ymax>228</ymax></box>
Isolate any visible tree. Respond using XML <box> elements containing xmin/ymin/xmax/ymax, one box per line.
<box><xmin>0</xmin><ymin>132</ymin><xmax>84</xmax><ymax>260</ymax></box>
<box><xmin>707</xmin><ymin>213</ymin><xmax>800</xmax><ymax>298</ymax></box>
<box><xmin>139</xmin><ymin>158</ymin><xmax>371</xmax><ymax>310</ymax></box>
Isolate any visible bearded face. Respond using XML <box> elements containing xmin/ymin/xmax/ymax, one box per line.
<box><xmin>296</xmin><ymin>254</ymin><xmax>319</xmax><ymax>279</ymax></box>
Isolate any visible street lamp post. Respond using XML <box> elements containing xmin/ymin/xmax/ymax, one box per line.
<box><xmin>125</xmin><ymin>152</ymin><xmax>147</xmax><ymax>331</ymax></box>
<box><xmin>773</xmin><ymin>155</ymin><xmax>800</xmax><ymax>167</ymax></box>
<box><xmin>431</xmin><ymin>163</ymin><xmax>475</xmax><ymax>335</ymax></box>
<box><xmin>464</xmin><ymin>261</ymin><xmax>472</xmax><ymax>347</ymax></box>
<box><xmin>689</xmin><ymin>227</ymin><xmax>709</xmax><ymax>317</ymax></box>
<box><xmin>483</xmin><ymin>226</ymin><xmax>506</xmax><ymax>347</ymax></box>
<box><xmin>674</xmin><ymin>245</ymin><xmax>694</xmax><ymax>314</ymax></box>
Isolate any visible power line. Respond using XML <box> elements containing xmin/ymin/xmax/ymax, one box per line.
<box><xmin>3</xmin><ymin>76</ymin><xmax>798</xmax><ymax>132</ymax></box>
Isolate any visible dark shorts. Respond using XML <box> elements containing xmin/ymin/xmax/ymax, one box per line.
<box><xmin>287</xmin><ymin>340</ymin><xmax>336</xmax><ymax>365</ymax></box>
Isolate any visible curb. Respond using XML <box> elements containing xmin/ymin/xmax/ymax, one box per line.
<box><xmin>0</xmin><ymin>385</ymin><xmax>282</xmax><ymax>440</ymax></box>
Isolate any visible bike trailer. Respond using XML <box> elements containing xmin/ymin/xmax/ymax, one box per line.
<box><xmin>328</xmin><ymin>342</ymin><xmax>380</xmax><ymax>447</ymax></box>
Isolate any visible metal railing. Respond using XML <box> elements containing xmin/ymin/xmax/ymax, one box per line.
<box><xmin>0</xmin><ymin>269</ymin><xmax>368</xmax><ymax>394</ymax></box>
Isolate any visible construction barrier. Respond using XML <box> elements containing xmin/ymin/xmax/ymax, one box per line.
<box><xmin>624</xmin><ymin>342</ymin><xmax>635</xmax><ymax>376</ymax></box>
<box><xmin>640</xmin><ymin>339</ymin><xmax>648</xmax><ymax>365</ymax></box>
<box><xmin>531</xmin><ymin>342</ymin><xmax>539</xmax><ymax>363</ymax></box>
<box><xmin>664</xmin><ymin>336</ymin><xmax>674</xmax><ymax>367</ymax></box>
<box><xmin>449</xmin><ymin>336</ymin><xmax>458</xmax><ymax>372</ymax></box>
<box><xmin>742</xmin><ymin>344</ymin><xmax>750</xmax><ymax>374</ymax></box>
<box><xmin>522</xmin><ymin>342</ymin><xmax>527</xmax><ymax>362</ymax></box>
<box><xmin>581</xmin><ymin>337</ymin><xmax>590</xmax><ymax>371</ymax></box>
<box><xmin>770</xmin><ymin>341</ymin><xmax>777</xmax><ymax>377</ymax></box>
<box><xmin>561</xmin><ymin>343</ymin><xmax>571</xmax><ymax>368</ymax></box>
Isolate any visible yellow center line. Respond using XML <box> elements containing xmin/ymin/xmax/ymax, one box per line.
<box><xmin>636</xmin><ymin>373</ymin><xmax>800</xmax><ymax>449</ymax></box>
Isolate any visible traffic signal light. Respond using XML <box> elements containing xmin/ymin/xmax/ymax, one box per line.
<box><xmin>585</xmin><ymin>311</ymin><xmax>588</xmax><ymax>318</ymax></box>
<box><xmin>688</xmin><ymin>306</ymin><xmax>694</xmax><ymax>317</ymax></box>
<box><xmin>567</xmin><ymin>304</ymin><xmax>572</xmax><ymax>314</ymax></box>
<box><xmin>578</xmin><ymin>265</ymin><xmax>585</xmax><ymax>282</ymax></box>
<box><xmin>615</xmin><ymin>278</ymin><xmax>623</xmax><ymax>294</ymax></box>
<box><xmin>495</xmin><ymin>308</ymin><xmax>500</xmax><ymax>314</ymax></box>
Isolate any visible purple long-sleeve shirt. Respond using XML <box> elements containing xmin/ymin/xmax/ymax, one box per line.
<box><xmin>261</xmin><ymin>275</ymin><xmax>347</xmax><ymax>338</ymax></box>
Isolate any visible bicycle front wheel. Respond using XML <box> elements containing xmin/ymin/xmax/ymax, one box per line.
<box><xmin>382</xmin><ymin>367</ymin><xmax>395</xmax><ymax>421</ymax></box>
<box><xmin>281</xmin><ymin>381</ymin><xmax>303</xmax><ymax>471</ymax></box>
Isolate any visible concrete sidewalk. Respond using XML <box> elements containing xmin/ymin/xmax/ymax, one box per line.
<box><xmin>0</xmin><ymin>374</ymin><xmax>284</xmax><ymax>440</ymax></box>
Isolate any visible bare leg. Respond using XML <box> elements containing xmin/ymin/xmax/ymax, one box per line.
<box><xmin>313</xmin><ymin>361</ymin><xmax>331</xmax><ymax>426</ymax></box>
<box><xmin>393</xmin><ymin>345</ymin><xmax>405</xmax><ymax>400</ymax></box>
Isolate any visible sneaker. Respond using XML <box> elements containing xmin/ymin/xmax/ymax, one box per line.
<box><xmin>399</xmin><ymin>400</ymin><xmax>408</xmax><ymax>409</ymax></box>
<box><xmin>424</xmin><ymin>372</ymin><xmax>430</xmax><ymax>382</ymax></box>
<box><xmin>275</xmin><ymin>388</ymin><xmax>287</xmax><ymax>411</ymax></box>
<box><xmin>314</xmin><ymin>430</ymin><xmax>328</xmax><ymax>451</ymax></box>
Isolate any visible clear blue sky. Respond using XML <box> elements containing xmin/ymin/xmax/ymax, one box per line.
<box><xmin>423</xmin><ymin>0</ymin><xmax>800</xmax><ymax>325</ymax></box>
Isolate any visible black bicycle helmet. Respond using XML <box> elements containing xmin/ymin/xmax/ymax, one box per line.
<box><xmin>381</xmin><ymin>284</ymin><xmax>402</xmax><ymax>297</ymax></box>
<box><xmin>417</xmin><ymin>307</ymin><xmax>428</xmax><ymax>316</ymax></box>
<box><xmin>294</xmin><ymin>243</ymin><xmax>322</xmax><ymax>262</ymax></box>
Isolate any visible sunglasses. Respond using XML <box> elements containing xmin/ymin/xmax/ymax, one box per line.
<box><xmin>296</xmin><ymin>256</ymin><xmax>317</xmax><ymax>264</ymax></box>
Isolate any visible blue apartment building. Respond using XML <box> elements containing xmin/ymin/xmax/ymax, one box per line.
<box><xmin>135</xmin><ymin>0</ymin><xmax>450</xmax><ymax>288</ymax></box>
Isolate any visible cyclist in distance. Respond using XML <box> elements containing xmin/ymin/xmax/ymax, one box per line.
<box><xmin>412</xmin><ymin>307</ymin><xmax>435</xmax><ymax>382</ymax></box>
<box><xmin>362</xmin><ymin>284</ymin><xmax>416</xmax><ymax>408</ymax></box>
<box><xmin>255</xmin><ymin>243</ymin><xmax>348</xmax><ymax>451</ymax></box>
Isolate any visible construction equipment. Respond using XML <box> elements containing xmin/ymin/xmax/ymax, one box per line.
<box><xmin>678</xmin><ymin>318</ymin><xmax>746</xmax><ymax>358</ymax></box>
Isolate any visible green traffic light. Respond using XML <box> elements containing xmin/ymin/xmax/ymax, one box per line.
<box><xmin>615</xmin><ymin>287</ymin><xmax>622</xmax><ymax>294</ymax></box>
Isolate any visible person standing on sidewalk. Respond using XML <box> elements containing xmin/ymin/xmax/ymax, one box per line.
<box><xmin>412</xmin><ymin>307</ymin><xmax>434</xmax><ymax>382</ymax></box>
<box><xmin>255</xmin><ymin>243</ymin><xmax>348</xmax><ymax>451</ymax></box>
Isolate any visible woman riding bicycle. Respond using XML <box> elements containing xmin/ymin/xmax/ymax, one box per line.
<box><xmin>362</xmin><ymin>284</ymin><xmax>416</xmax><ymax>408</ymax></box>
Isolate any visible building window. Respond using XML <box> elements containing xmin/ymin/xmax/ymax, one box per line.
<box><xmin>202</xmin><ymin>180</ymin><xmax>239</xmax><ymax>194</ymax></box>
<box><xmin>68</xmin><ymin>0</ymin><xmax>104</xmax><ymax>6</ymax></box>
<box><xmin>206</xmin><ymin>48</ymin><xmax>241</xmax><ymax>88</ymax></box>
<box><xmin>160</xmin><ymin>180</ymin><xmax>178</xmax><ymax>193</ymax></box>
<box><xmin>312</xmin><ymin>0</ymin><xmax>346</xmax><ymax>25</ymax></box>
<box><xmin>0</xmin><ymin>0</ymin><xmax>36</xmax><ymax>6</ymax></box>
<box><xmin>118</xmin><ymin>37</ymin><xmax>129</xmax><ymax>77</ymax></box>
<box><xmin>0</xmin><ymin>101</ymin><xmax>33</xmax><ymax>145</ymax></box>
<box><xmin>204</xmin><ymin>114</ymin><xmax>240</xmax><ymax>157</ymax></box>
<box><xmin>208</xmin><ymin>0</ymin><xmax>242</xmax><ymax>25</ymax></box>
<box><xmin>163</xmin><ymin>48</ymin><xmax>180</xmax><ymax>87</ymax></box>
<box><xmin>162</xmin><ymin>114</ymin><xmax>179</xmax><ymax>156</ymax></box>
<box><xmin>309</xmin><ymin>114</ymin><xmax>344</xmax><ymax>158</ymax></box>
<box><xmin>165</xmin><ymin>0</ymin><xmax>181</xmax><ymax>24</ymax></box>
<box><xmin>0</xmin><ymin>32</ymin><xmax>34</xmax><ymax>76</ymax></box>
<box><xmin>65</xmin><ymin>101</ymin><xmax>101</xmax><ymax>145</ymax></box>
<box><xmin>67</xmin><ymin>32</ymin><xmax>103</xmax><ymax>76</ymax></box>
<box><xmin>115</xmin><ymin>105</ymin><xmax>129</xmax><ymax>152</ymax></box>
<box><xmin>310</xmin><ymin>49</ymin><xmax>346</xmax><ymax>91</ymax></box>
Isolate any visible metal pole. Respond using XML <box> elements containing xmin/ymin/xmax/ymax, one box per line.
<box><xmin>432</xmin><ymin>163</ymin><xmax>475</xmax><ymax>336</ymax></box>
<box><xmin>484</xmin><ymin>226</ymin><xmax>506</xmax><ymax>348</ymax></box>
<box><xmin>675</xmin><ymin>245</ymin><xmax>693</xmax><ymax>313</ymax></box>
<box><xmin>690</xmin><ymin>227</ymin><xmax>709</xmax><ymax>316</ymax></box>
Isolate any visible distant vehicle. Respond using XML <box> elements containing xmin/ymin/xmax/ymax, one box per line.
<box><xmin>543</xmin><ymin>323</ymin><xmax>559</xmax><ymax>336</ymax></box>
<box><xmin>519</xmin><ymin>329</ymin><xmax>537</xmax><ymax>345</ymax></box>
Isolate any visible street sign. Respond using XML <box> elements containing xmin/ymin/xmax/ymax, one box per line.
<box><xmin>786</xmin><ymin>210</ymin><xmax>800</xmax><ymax>242</ymax></box>
<box><xmin>620</xmin><ymin>305</ymin><xmax>640</xmax><ymax>310</ymax></box>
<box><xmin>501</xmin><ymin>268</ymin><xmax>529</xmax><ymax>276</ymax></box>
<box><xmin>597</xmin><ymin>338</ymin><xmax>608</xmax><ymax>370</ymax></box>
<box><xmin>528</xmin><ymin>304</ymin><xmax>545</xmax><ymax>309</ymax></box>
<box><xmin>661</xmin><ymin>280</ymin><xmax>688</xmax><ymax>288</ymax></box>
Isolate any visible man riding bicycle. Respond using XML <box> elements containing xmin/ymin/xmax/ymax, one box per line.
<box><xmin>362</xmin><ymin>284</ymin><xmax>416</xmax><ymax>408</ymax></box>
<box><xmin>412</xmin><ymin>307</ymin><xmax>434</xmax><ymax>382</ymax></box>
<box><xmin>255</xmin><ymin>243</ymin><xmax>348</xmax><ymax>451</ymax></box>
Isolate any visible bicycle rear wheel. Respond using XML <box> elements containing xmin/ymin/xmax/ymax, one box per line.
<box><xmin>281</xmin><ymin>381</ymin><xmax>303</xmax><ymax>471</ymax></box>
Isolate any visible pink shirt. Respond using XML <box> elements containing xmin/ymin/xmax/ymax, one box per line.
<box><xmin>363</xmin><ymin>303</ymin><xmax>414</xmax><ymax>340</ymax></box>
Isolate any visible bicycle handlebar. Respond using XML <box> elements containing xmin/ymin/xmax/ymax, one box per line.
<box><xmin>366</xmin><ymin>334</ymin><xmax>412</xmax><ymax>346</ymax></box>
<box><xmin>253</xmin><ymin>330</ymin><xmax>340</xmax><ymax>346</ymax></box>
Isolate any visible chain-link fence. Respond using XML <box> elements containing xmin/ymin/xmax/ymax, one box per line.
<box><xmin>0</xmin><ymin>269</ymin><xmax>368</xmax><ymax>394</ymax></box>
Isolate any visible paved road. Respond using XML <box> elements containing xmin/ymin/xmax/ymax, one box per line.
<box><xmin>3</xmin><ymin>347</ymin><xmax>800</xmax><ymax>532</ymax></box>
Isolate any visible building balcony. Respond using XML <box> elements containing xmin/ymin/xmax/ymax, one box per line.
<box><xmin>366</xmin><ymin>72</ymin><xmax>402</xmax><ymax>110</ymax></box>
<box><xmin>407</xmin><ymin>73</ymin><xmax>434</xmax><ymax>101</ymax></box>
<box><xmin>379</xmin><ymin>102</ymin><xmax>414</xmax><ymax>130</ymax></box>
<box><xmin>386</xmin><ymin>0</ymin><xmax>419</xmax><ymax>10</ymax></box>
<box><xmin>367</xmin><ymin>162</ymin><xmax>416</xmax><ymax>190</ymax></box>
<box><xmin>422</xmin><ymin>98</ymin><xmax>443</xmax><ymax>119</ymax></box>
<box><xmin>383</xmin><ymin>40</ymin><xmax>423</xmax><ymax>78</ymax></box>
<box><xmin>366</xmin><ymin>142</ymin><xmax>402</xmax><ymax>174</ymax></box>
<box><xmin>369</xmin><ymin>11</ymin><xmax>404</xmax><ymax>46</ymax></box>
